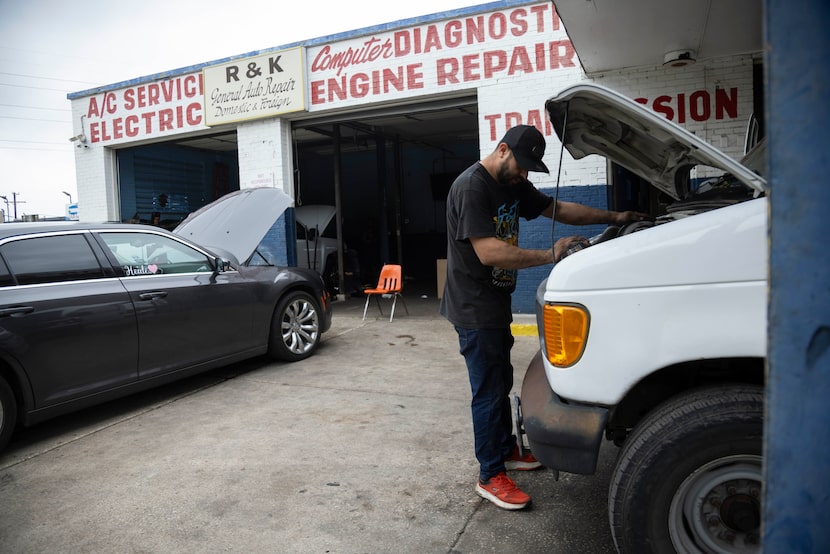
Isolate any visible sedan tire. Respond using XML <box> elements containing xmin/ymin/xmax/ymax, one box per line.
<box><xmin>0</xmin><ymin>375</ymin><xmax>17</xmax><ymax>452</ymax></box>
<box><xmin>609</xmin><ymin>385</ymin><xmax>764</xmax><ymax>554</ymax></box>
<box><xmin>268</xmin><ymin>290</ymin><xmax>322</xmax><ymax>362</ymax></box>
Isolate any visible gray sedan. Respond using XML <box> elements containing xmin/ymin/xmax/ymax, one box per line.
<box><xmin>0</xmin><ymin>191</ymin><xmax>331</xmax><ymax>452</ymax></box>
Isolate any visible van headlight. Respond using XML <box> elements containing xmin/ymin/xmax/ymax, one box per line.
<box><xmin>542</xmin><ymin>303</ymin><xmax>589</xmax><ymax>367</ymax></box>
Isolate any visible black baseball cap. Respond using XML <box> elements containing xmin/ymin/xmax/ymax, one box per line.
<box><xmin>500</xmin><ymin>125</ymin><xmax>550</xmax><ymax>174</ymax></box>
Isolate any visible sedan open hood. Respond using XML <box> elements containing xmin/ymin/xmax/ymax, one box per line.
<box><xmin>174</xmin><ymin>187</ymin><xmax>292</xmax><ymax>263</ymax></box>
<box><xmin>545</xmin><ymin>83</ymin><xmax>767</xmax><ymax>200</ymax></box>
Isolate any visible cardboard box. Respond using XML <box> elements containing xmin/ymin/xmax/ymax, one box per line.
<box><xmin>436</xmin><ymin>259</ymin><xmax>447</xmax><ymax>299</ymax></box>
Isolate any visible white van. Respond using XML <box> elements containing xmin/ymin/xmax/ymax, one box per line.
<box><xmin>518</xmin><ymin>83</ymin><xmax>766</xmax><ymax>553</ymax></box>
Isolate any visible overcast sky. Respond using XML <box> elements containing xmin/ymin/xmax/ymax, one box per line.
<box><xmin>0</xmin><ymin>0</ymin><xmax>485</xmax><ymax>219</ymax></box>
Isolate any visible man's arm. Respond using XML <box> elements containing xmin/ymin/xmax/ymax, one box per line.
<box><xmin>541</xmin><ymin>199</ymin><xmax>650</xmax><ymax>226</ymax></box>
<box><xmin>470</xmin><ymin>236</ymin><xmax>553</xmax><ymax>270</ymax></box>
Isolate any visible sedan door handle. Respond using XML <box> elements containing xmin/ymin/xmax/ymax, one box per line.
<box><xmin>0</xmin><ymin>306</ymin><xmax>35</xmax><ymax>317</ymax></box>
<box><xmin>138</xmin><ymin>292</ymin><xmax>168</xmax><ymax>301</ymax></box>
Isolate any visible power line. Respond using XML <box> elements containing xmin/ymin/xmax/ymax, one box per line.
<box><xmin>0</xmin><ymin>145</ymin><xmax>70</xmax><ymax>152</ymax></box>
<box><xmin>0</xmin><ymin>115</ymin><xmax>69</xmax><ymax>123</ymax></box>
<box><xmin>0</xmin><ymin>139</ymin><xmax>68</xmax><ymax>145</ymax></box>
<box><xmin>0</xmin><ymin>71</ymin><xmax>101</xmax><ymax>86</ymax></box>
<box><xmin>0</xmin><ymin>82</ymin><xmax>71</xmax><ymax>92</ymax></box>
<box><xmin>0</xmin><ymin>103</ymin><xmax>71</xmax><ymax>112</ymax></box>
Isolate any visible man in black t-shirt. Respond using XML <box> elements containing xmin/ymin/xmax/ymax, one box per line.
<box><xmin>440</xmin><ymin>125</ymin><xmax>646</xmax><ymax>510</ymax></box>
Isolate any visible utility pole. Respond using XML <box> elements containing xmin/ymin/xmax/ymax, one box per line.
<box><xmin>11</xmin><ymin>192</ymin><xmax>25</xmax><ymax>221</ymax></box>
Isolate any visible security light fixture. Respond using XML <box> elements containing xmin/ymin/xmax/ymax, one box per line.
<box><xmin>663</xmin><ymin>49</ymin><xmax>697</xmax><ymax>67</ymax></box>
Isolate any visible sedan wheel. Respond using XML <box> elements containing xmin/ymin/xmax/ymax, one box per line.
<box><xmin>268</xmin><ymin>290</ymin><xmax>321</xmax><ymax>362</ymax></box>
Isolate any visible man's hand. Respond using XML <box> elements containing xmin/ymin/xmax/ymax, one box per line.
<box><xmin>554</xmin><ymin>236</ymin><xmax>591</xmax><ymax>262</ymax></box>
<box><xmin>613</xmin><ymin>210</ymin><xmax>652</xmax><ymax>225</ymax></box>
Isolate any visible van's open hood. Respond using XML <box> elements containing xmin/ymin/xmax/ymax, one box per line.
<box><xmin>545</xmin><ymin>84</ymin><xmax>767</xmax><ymax>200</ymax></box>
<box><xmin>174</xmin><ymin>187</ymin><xmax>292</xmax><ymax>263</ymax></box>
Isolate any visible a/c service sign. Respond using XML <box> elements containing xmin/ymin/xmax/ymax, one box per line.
<box><xmin>203</xmin><ymin>47</ymin><xmax>305</xmax><ymax>126</ymax></box>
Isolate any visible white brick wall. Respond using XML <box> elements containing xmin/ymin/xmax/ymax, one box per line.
<box><xmin>592</xmin><ymin>54</ymin><xmax>759</xmax><ymax>160</ymax></box>
<box><xmin>236</xmin><ymin>118</ymin><xmax>294</xmax><ymax>199</ymax></box>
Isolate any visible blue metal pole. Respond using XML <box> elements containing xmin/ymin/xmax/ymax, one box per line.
<box><xmin>764</xmin><ymin>0</ymin><xmax>830</xmax><ymax>551</ymax></box>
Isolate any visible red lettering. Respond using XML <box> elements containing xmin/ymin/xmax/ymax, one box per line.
<box><xmin>100</xmin><ymin>120</ymin><xmax>112</xmax><ymax>141</ymax></box>
<box><xmin>715</xmin><ymin>87</ymin><xmax>738</xmax><ymax>119</ymax></box>
<box><xmin>509</xmin><ymin>9</ymin><xmax>528</xmax><ymax>36</ymax></box>
<box><xmin>89</xmin><ymin>121</ymin><xmax>100</xmax><ymax>142</ymax></box>
<box><xmin>489</xmin><ymin>12</ymin><xmax>507</xmax><ymax>39</ymax></box>
<box><xmin>526</xmin><ymin>110</ymin><xmax>549</xmax><ymax>134</ymax></box>
<box><xmin>550</xmin><ymin>40</ymin><xmax>577</xmax><ymax>68</ymax></box>
<box><xmin>535</xmin><ymin>43</ymin><xmax>546</xmax><ymax>71</ymax></box>
<box><xmin>327</xmin><ymin>77</ymin><xmax>348</xmax><ymax>102</ymax></box>
<box><xmin>125</xmin><ymin>115</ymin><xmax>139</xmax><ymax>137</ymax></box>
<box><xmin>407</xmin><ymin>63</ymin><xmax>424</xmax><ymax>90</ymax></box>
<box><xmin>445</xmin><ymin>21</ymin><xmax>462</xmax><ymax>48</ymax></box>
<box><xmin>466</xmin><ymin>16</ymin><xmax>486</xmax><ymax>44</ymax></box>
<box><xmin>508</xmin><ymin>46</ymin><xmax>533</xmax><ymax>74</ymax></box>
<box><xmin>87</xmin><ymin>97</ymin><xmax>101</xmax><ymax>118</ymax></box>
<box><xmin>112</xmin><ymin>117</ymin><xmax>123</xmax><ymax>140</ymax></box>
<box><xmin>351</xmin><ymin>73</ymin><xmax>369</xmax><ymax>98</ymax></box>
<box><xmin>159</xmin><ymin>109</ymin><xmax>174</xmax><ymax>131</ymax></box>
<box><xmin>185</xmin><ymin>74</ymin><xmax>201</xmax><ymax>97</ymax></box>
<box><xmin>310</xmin><ymin>80</ymin><xmax>326</xmax><ymax>105</ymax></box>
<box><xmin>462</xmin><ymin>54</ymin><xmax>481</xmax><ymax>81</ymax></box>
<box><xmin>423</xmin><ymin>25</ymin><xmax>442</xmax><ymax>53</ymax></box>
<box><xmin>530</xmin><ymin>4</ymin><xmax>555</xmax><ymax>31</ymax></box>
<box><xmin>124</xmin><ymin>89</ymin><xmax>135</xmax><ymax>110</ymax></box>
<box><xmin>653</xmin><ymin>96</ymin><xmax>674</xmax><ymax>120</ymax></box>
<box><xmin>484</xmin><ymin>51</ymin><xmax>507</xmax><ymax>79</ymax></box>
<box><xmin>644</xmin><ymin>90</ymin><xmax>740</xmax><ymax>123</ymax></box>
<box><xmin>141</xmin><ymin>112</ymin><xmax>154</xmax><ymax>133</ymax></box>
<box><xmin>437</xmin><ymin>58</ymin><xmax>459</xmax><ymax>85</ymax></box>
<box><xmin>483</xmin><ymin>112</ymin><xmax>553</xmax><ymax>142</ymax></box>
<box><xmin>186</xmin><ymin>103</ymin><xmax>201</xmax><ymax>126</ymax></box>
<box><xmin>484</xmin><ymin>114</ymin><xmax>503</xmax><ymax>141</ymax></box>
<box><xmin>690</xmin><ymin>90</ymin><xmax>710</xmax><ymax>122</ymax></box>
<box><xmin>147</xmin><ymin>83</ymin><xmax>160</xmax><ymax>106</ymax></box>
<box><xmin>505</xmin><ymin>112</ymin><xmax>523</xmax><ymax>128</ymax></box>
<box><xmin>393</xmin><ymin>31</ymin><xmax>411</xmax><ymax>57</ymax></box>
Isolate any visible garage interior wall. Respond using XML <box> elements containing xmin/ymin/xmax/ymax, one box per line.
<box><xmin>117</xmin><ymin>144</ymin><xmax>240</xmax><ymax>229</ymax></box>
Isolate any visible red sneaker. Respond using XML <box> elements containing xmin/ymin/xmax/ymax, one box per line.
<box><xmin>475</xmin><ymin>472</ymin><xmax>531</xmax><ymax>510</ymax></box>
<box><xmin>505</xmin><ymin>444</ymin><xmax>543</xmax><ymax>471</ymax></box>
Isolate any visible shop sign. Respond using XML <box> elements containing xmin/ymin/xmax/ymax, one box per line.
<box><xmin>307</xmin><ymin>2</ymin><xmax>576</xmax><ymax>109</ymax></box>
<box><xmin>84</xmin><ymin>74</ymin><xmax>204</xmax><ymax>145</ymax></box>
<box><xmin>203</xmin><ymin>47</ymin><xmax>305</xmax><ymax>125</ymax></box>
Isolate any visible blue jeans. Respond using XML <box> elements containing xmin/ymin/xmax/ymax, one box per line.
<box><xmin>455</xmin><ymin>326</ymin><xmax>517</xmax><ymax>482</ymax></box>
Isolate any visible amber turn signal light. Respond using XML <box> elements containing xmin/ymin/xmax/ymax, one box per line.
<box><xmin>542</xmin><ymin>303</ymin><xmax>589</xmax><ymax>367</ymax></box>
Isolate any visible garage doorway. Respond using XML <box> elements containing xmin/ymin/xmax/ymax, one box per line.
<box><xmin>292</xmin><ymin>96</ymin><xmax>479</xmax><ymax>297</ymax></box>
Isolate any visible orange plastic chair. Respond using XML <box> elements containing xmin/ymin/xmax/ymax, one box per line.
<box><xmin>362</xmin><ymin>264</ymin><xmax>409</xmax><ymax>322</ymax></box>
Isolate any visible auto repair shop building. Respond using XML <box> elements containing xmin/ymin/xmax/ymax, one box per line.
<box><xmin>67</xmin><ymin>0</ymin><xmax>761</xmax><ymax>312</ymax></box>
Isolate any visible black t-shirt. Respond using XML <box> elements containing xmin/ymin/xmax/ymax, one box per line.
<box><xmin>439</xmin><ymin>162</ymin><xmax>552</xmax><ymax>328</ymax></box>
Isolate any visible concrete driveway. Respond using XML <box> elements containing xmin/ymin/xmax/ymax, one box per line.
<box><xmin>0</xmin><ymin>295</ymin><xmax>617</xmax><ymax>553</ymax></box>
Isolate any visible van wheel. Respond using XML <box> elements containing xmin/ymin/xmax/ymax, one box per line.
<box><xmin>609</xmin><ymin>385</ymin><xmax>763</xmax><ymax>554</ymax></box>
<box><xmin>0</xmin><ymin>376</ymin><xmax>17</xmax><ymax>452</ymax></box>
<box><xmin>268</xmin><ymin>291</ymin><xmax>321</xmax><ymax>362</ymax></box>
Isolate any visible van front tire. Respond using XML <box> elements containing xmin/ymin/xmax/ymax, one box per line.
<box><xmin>609</xmin><ymin>385</ymin><xmax>763</xmax><ymax>554</ymax></box>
